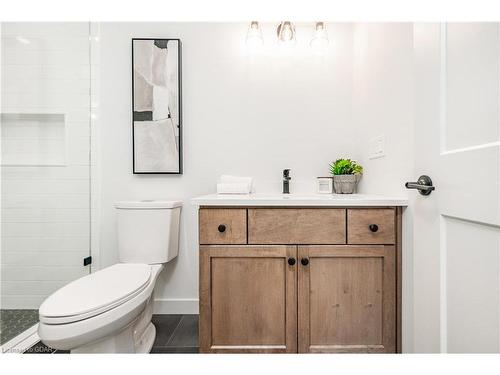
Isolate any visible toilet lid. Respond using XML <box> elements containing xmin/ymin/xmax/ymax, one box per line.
<box><xmin>39</xmin><ymin>263</ymin><xmax>152</xmax><ymax>324</ymax></box>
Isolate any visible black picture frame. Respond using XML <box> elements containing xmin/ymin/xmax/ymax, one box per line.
<box><xmin>131</xmin><ymin>38</ymin><xmax>183</xmax><ymax>174</ymax></box>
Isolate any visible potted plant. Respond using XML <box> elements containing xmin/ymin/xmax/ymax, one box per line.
<box><xmin>329</xmin><ymin>158</ymin><xmax>363</xmax><ymax>194</ymax></box>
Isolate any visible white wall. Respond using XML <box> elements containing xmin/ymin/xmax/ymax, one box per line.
<box><xmin>97</xmin><ymin>23</ymin><xmax>414</xmax><ymax>332</ymax></box>
<box><xmin>1</xmin><ymin>23</ymin><xmax>91</xmax><ymax>308</ymax></box>
<box><xmin>352</xmin><ymin>23</ymin><xmax>415</xmax><ymax>352</ymax></box>
<box><xmin>352</xmin><ymin>24</ymin><xmax>414</xmax><ymax>195</ymax></box>
<box><xmin>98</xmin><ymin>22</ymin><xmax>356</xmax><ymax>313</ymax></box>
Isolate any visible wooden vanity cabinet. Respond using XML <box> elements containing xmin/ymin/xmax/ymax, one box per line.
<box><xmin>297</xmin><ymin>245</ymin><xmax>396</xmax><ymax>353</ymax></box>
<box><xmin>199</xmin><ymin>207</ymin><xmax>402</xmax><ymax>354</ymax></box>
<box><xmin>199</xmin><ymin>245</ymin><xmax>297</xmax><ymax>353</ymax></box>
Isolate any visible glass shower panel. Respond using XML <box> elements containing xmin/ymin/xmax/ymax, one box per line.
<box><xmin>0</xmin><ymin>22</ymin><xmax>92</xmax><ymax>346</ymax></box>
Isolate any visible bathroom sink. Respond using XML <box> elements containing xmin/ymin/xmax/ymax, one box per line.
<box><xmin>191</xmin><ymin>193</ymin><xmax>408</xmax><ymax>207</ymax></box>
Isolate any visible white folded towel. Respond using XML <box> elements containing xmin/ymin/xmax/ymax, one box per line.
<box><xmin>217</xmin><ymin>175</ymin><xmax>254</xmax><ymax>194</ymax></box>
<box><xmin>216</xmin><ymin>183</ymin><xmax>251</xmax><ymax>194</ymax></box>
<box><xmin>220</xmin><ymin>175</ymin><xmax>253</xmax><ymax>185</ymax></box>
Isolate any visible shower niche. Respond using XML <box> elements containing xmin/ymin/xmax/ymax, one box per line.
<box><xmin>1</xmin><ymin>113</ymin><xmax>66</xmax><ymax>166</ymax></box>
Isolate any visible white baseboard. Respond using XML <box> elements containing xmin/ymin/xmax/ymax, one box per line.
<box><xmin>153</xmin><ymin>298</ymin><xmax>199</xmax><ymax>314</ymax></box>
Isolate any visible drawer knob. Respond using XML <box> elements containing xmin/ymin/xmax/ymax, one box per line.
<box><xmin>288</xmin><ymin>258</ymin><xmax>296</xmax><ymax>266</ymax></box>
<box><xmin>218</xmin><ymin>224</ymin><xmax>226</xmax><ymax>233</ymax></box>
<box><xmin>369</xmin><ymin>224</ymin><xmax>379</xmax><ymax>232</ymax></box>
<box><xmin>301</xmin><ymin>258</ymin><xmax>309</xmax><ymax>266</ymax></box>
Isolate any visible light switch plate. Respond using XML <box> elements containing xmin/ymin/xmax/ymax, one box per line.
<box><xmin>369</xmin><ymin>135</ymin><xmax>386</xmax><ymax>159</ymax></box>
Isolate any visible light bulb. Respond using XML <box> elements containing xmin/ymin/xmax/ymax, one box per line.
<box><xmin>310</xmin><ymin>22</ymin><xmax>329</xmax><ymax>52</ymax></box>
<box><xmin>246</xmin><ymin>21</ymin><xmax>264</xmax><ymax>49</ymax></box>
<box><xmin>16</xmin><ymin>36</ymin><xmax>31</xmax><ymax>44</ymax></box>
<box><xmin>277</xmin><ymin>21</ymin><xmax>296</xmax><ymax>45</ymax></box>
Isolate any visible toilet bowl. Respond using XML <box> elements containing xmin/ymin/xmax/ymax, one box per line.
<box><xmin>38</xmin><ymin>264</ymin><xmax>162</xmax><ymax>353</ymax></box>
<box><xmin>38</xmin><ymin>200</ymin><xmax>182</xmax><ymax>353</ymax></box>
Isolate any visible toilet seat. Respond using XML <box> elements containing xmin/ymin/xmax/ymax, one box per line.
<box><xmin>38</xmin><ymin>264</ymin><xmax>163</xmax><ymax>352</ymax></box>
<box><xmin>39</xmin><ymin>263</ymin><xmax>152</xmax><ymax>325</ymax></box>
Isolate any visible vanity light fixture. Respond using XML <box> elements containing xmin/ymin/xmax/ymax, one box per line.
<box><xmin>246</xmin><ymin>21</ymin><xmax>264</xmax><ymax>48</ymax></box>
<box><xmin>246</xmin><ymin>22</ymin><xmax>329</xmax><ymax>51</ymax></box>
<box><xmin>310</xmin><ymin>22</ymin><xmax>329</xmax><ymax>51</ymax></box>
<box><xmin>277</xmin><ymin>21</ymin><xmax>296</xmax><ymax>45</ymax></box>
<box><xmin>16</xmin><ymin>36</ymin><xmax>31</xmax><ymax>44</ymax></box>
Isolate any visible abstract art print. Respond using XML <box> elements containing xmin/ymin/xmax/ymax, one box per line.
<box><xmin>132</xmin><ymin>39</ymin><xmax>182</xmax><ymax>174</ymax></box>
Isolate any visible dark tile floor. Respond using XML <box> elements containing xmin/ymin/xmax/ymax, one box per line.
<box><xmin>151</xmin><ymin>314</ymin><xmax>199</xmax><ymax>353</ymax></box>
<box><xmin>24</xmin><ymin>314</ymin><xmax>199</xmax><ymax>354</ymax></box>
<box><xmin>0</xmin><ymin>309</ymin><xmax>39</xmax><ymax>345</ymax></box>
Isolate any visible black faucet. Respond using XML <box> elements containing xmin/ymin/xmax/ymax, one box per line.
<box><xmin>283</xmin><ymin>169</ymin><xmax>291</xmax><ymax>194</ymax></box>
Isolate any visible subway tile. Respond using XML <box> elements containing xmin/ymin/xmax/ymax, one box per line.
<box><xmin>1</xmin><ymin>92</ymin><xmax>90</xmax><ymax>109</ymax></box>
<box><xmin>2</xmin><ymin>139</ymin><xmax>67</xmax><ymax>155</ymax></box>
<box><xmin>1</xmin><ymin>36</ymin><xmax>90</xmax><ymax>53</ymax></box>
<box><xmin>1</xmin><ymin>208</ymin><xmax>90</xmax><ymax>223</ymax></box>
<box><xmin>1</xmin><ymin>166</ymin><xmax>89</xmax><ymax>180</ymax></box>
<box><xmin>0</xmin><ymin>108</ymin><xmax>91</xmax><ymax>123</ymax></box>
<box><xmin>2</xmin><ymin>77</ymin><xmax>90</xmax><ymax>95</ymax></box>
<box><xmin>2</xmin><ymin>50</ymin><xmax>89</xmax><ymax>66</ymax></box>
<box><xmin>1</xmin><ymin>65</ymin><xmax>91</xmax><ymax>81</ymax></box>
<box><xmin>1</xmin><ymin>194</ymin><xmax>90</xmax><ymax>209</ymax></box>
<box><xmin>1</xmin><ymin>23</ymin><xmax>90</xmax><ymax>37</ymax></box>
<box><xmin>0</xmin><ymin>153</ymin><xmax>66</xmax><ymax>167</ymax></box>
<box><xmin>1</xmin><ymin>236</ymin><xmax>89</xmax><ymax>252</ymax></box>
<box><xmin>1</xmin><ymin>180</ymin><xmax>90</xmax><ymax>196</ymax></box>
<box><xmin>1</xmin><ymin>266</ymin><xmax>88</xmax><ymax>282</ymax></box>
<box><xmin>1</xmin><ymin>22</ymin><xmax>94</xmax><ymax>311</ymax></box>
<box><xmin>1</xmin><ymin>222</ymin><xmax>90</xmax><ymax>237</ymax></box>
<box><xmin>2</xmin><ymin>295</ymin><xmax>48</xmax><ymax>309</ymax></box>
<box><xmin>1</xmin><ymin>113</ymin><xmax>65</xmax><ymax>138</ymax></box>
<box><xmin>1</xmin><ymin>280</ymin><xmax>70</xmax><ymax>295</ymax></box>
<box><xmin>2</xmin><ymin>251</ymin><xmax>88</xmax><ymax>267</ymax></box>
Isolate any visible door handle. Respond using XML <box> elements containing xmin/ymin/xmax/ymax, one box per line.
<box><xmin>405</xmin><ymin>175</ymin><xmax>435</xmax><ymax>196</ymax></box>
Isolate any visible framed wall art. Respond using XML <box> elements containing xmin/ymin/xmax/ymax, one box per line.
<box><xmin>132</xmin><ymin>38</ymin><xmax>182</xmax><ymax>174</ymax></box>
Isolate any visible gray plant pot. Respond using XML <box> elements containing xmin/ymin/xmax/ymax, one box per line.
<box><xmin>333</xmin><ymin>174</ymin><xmax>361</xmax><ymax>194</ymax></box>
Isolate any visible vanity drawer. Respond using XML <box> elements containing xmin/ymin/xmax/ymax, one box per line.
<box><xmin>248</xmin><ymin>208</ymin><xmax>346</xmax><ymax>244</ymax></box>
<box><xmin>199</xmin><ymin>209</ymin><xmax>247</xmax><ymax>244</ymax></box>
<box><xmin>347</xmin><ymin>209</ymin><xmax>395</xmax><ymax>244</ymax></box>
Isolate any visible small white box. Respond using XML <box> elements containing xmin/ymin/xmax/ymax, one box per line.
<box><xmin>317</xmin><ymin>177</ymin><xmax>333</xmax><ymax>194</ymax></box>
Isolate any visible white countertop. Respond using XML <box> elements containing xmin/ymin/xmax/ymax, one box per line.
<box><xmin>191</xmin><ymin>193</ymin><xmax>408</xmax><ymax>207</ymax></box>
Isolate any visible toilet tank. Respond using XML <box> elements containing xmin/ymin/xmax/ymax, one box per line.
<box><xmin>115</xmin><ymin>200</ymin><xmax>182</xmax><ymax>264</ymax></box>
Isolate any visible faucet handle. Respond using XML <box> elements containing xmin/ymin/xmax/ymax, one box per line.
<box><xmin>283</xmin><ymin>169</ymin><xmax>291</xmax><ymax>179</ymax></box>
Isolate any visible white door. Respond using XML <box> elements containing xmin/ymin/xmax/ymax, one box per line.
<box><xmin>413</xmin><ymin>23</ymin><xmax>500</xmax><ymax>353</ymax></box>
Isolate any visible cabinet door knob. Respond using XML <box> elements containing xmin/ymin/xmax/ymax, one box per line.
<box><xmin>218</xmin><ymin>224</ymin><xmax>226</xmax><ymax>233</ymax></box>
<box><xmin>301</xmin><ymin>258</ymin><xmax>309</xmax><ymax>266</ymax></box>
<box><xmin>287</xmin><ymin>258</ymin><xmax>296</xmax><ymax>266</ymax></box>
<box><xmin>369</xmin><ymin>224</ymin><xmax>379</xmax><ymax>232</ymax></box>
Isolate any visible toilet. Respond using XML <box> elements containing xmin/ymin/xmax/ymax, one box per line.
<box><xmin>38</xmin><ymin>200</ymin><xmax>182</xmax><ymax>353</ymax></box>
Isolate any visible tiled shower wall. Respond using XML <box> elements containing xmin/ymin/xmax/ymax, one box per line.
<box><xmin>1</xmin><ymin>23</ymin><xmax>95</xmax><ymax>309</ymax></box>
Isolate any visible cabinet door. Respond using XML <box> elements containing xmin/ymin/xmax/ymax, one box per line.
<box><xmin>298</xmin><ymin>245</ymin><xmax>396</xmax><ymax>353</ymax></box>
<box><xmin>199</xmin><ymin>245</ymin><xmax>297</xmax><ymax>353</ymax></box>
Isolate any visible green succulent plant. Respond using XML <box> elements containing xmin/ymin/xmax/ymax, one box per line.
<box><xmin>329</xmin><ymin>158</ymin><xmax>363</xmax><ymax>176</ymax></box>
